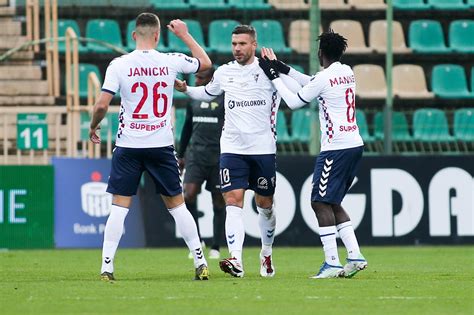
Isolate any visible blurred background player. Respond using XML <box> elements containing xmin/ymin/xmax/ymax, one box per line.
<box><xmin>177</xmin><ymin>67</ymin><xmax>226</xmax><ymax>260</ymax></box>
<box><xmin>175</xmin><ymin>25</ymin><xmax>280</xmax><ymax>278</ymax></box>
<box><xmin>89</xmin><ymin>13</ymin><xmax>212</xmax><ymax>281</ymax></box>
<box><xmin>258</xmin><ymin>30</ymin><xmax>367</xmax><ymax>279</ymax></box>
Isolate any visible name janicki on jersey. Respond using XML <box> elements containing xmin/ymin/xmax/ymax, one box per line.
<box><xmin>127</xmin><ymin>66</ymin><xmax>169</xmax><ymax>77</ymax></box>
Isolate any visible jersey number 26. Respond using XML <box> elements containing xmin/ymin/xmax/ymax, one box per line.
<box><xmin>131</xmin><ymin>81</ymin><xmax>168</xmax><ymax>119</ymax></box>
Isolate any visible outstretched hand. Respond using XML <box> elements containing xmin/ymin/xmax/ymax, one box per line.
<box><xmin>259</xmin><ymin>58</ymin><xmax>279</xmax><ymax>81</ymax></box>
<box><xmin>174</xmin><ymin>79</ymin><xmax>188</xmax><ymax>92</ymax></box>
<box><xmin>261</xmin><ymin>47</ymin><xmax>291</xmax><ymax>75</ymax></box>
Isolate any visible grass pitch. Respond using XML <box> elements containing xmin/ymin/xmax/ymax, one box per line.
<box><xmin>0</xmin><ymin>246</ymin><xmax>473</xmax><ymax>315</ymax></box>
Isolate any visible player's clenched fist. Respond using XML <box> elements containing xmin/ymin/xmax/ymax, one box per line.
<box><xmin>167</xmin><ymin>19</ymin><xmax>189</xmax><ymax>39</ymax></box>
<box><xmin>174</xmin><ymin>78</ymin><xmax>188</xmax><ymax>92</ymax></box>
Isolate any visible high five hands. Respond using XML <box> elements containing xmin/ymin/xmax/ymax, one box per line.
<box><xmin>259</xmin><ymin>47</ymin><xmax>291</xmax><ymax>81</ymax></box>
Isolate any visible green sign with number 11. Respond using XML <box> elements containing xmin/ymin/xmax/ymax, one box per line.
<box><xmin>17</xmin><ymin>114</ymin><xmax>48</xmax><ymax>150</ymax></box>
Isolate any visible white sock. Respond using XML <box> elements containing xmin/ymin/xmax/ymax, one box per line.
<box><xmin>337</xmin><ymin>221</ymin><xmax>361</xmax><ymax>259</ymax></box>
<box><xmin>101</xmin><ymin>204</ymin><xmax>129</xmax><ymax>273</ymax></box>
<box><xmin>169</xmin><ymin>203</ymin><xmax>207</xmax><ymax>268</ymax></box>
<box><xmin>319</xmin><ymin>226</ymin><xmax>341</xmax><ymax>266</ymax></box>
<box><xmin>257</xmin><ymin>206</ymin><xmax>276</xmax><ymax>256</ymax></box>
<box><xmin>225</xmin><ymin>205</ymin><xmax>245</xmax><ymax>262</ymax></box>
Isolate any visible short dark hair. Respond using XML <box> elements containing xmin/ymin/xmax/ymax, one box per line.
<box><xmin>318</xmin><ymin>30</ymin><xmax>348</xmax><ymax>61</ymax></box>
<box><xmin>135</xmin><ymin>13</ymin><xmax>160</xmax><ymax>29</ymax></box>
<box><xmin>232</xmin><ymin>25</ymin><xmax>256</xmax><ymax>40</ymax></box>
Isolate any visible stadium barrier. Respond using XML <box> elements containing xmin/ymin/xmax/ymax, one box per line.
<box><xmin>139</xmin><ymin>155</ymin><xmax>474</xmax><ymax>247</ymax></box>
<box><xmin>0</xmin><ymin>165</ymin><xmax>54</xmax><ymax>249</ymax></box>
<box><xmin>52</xmin><ymin>157</ymin><xmax>145</xmax><ymax>248</ymax></box>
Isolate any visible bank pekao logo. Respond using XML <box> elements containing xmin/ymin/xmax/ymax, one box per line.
<box><xmin>257</xmin><ymin>177</ymin><xmax>268</xmax><ymax>190</ymax></box>
<box><xmin>81</xmin><ymin>171</ymin><xmax>112</xmax><ymax>217</ymax></box>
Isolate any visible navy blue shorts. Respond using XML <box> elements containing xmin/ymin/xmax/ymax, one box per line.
<box><xmin>107</xmin><ymin>145</ymin><xmax>182</xmax><ymax>197</ymax></box>
<box><xmin>311</xmin><ymin>145</ymin><xmax>363</xmax><ymax>205</ymax></box>
<box><xmin>219</xmin><ymin>153</ymin><xmax>276</xmax><ymax>196</ymax></box>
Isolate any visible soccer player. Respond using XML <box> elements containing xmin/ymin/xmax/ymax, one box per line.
<box><xmin>89</xmin><ymin>13</ymin><xmax>212</xmax><ymax>281</ymax></box>
<box><xmin>177</xmin><ymin>67</ymin><xmax>226</xmax><ymax>260</ymax></box>
<box><xmin>174</xmin><ymin>25</ymin><xmax>280</xmax><ymax>278</ymax></box>
<box><xmin>258</xmin><ymin>30</ymin><xmax>368</xmax><ymax>278</ymax></box>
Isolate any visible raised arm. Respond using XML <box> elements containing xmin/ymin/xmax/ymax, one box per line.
<box><xmin>168</xmin><ymin>19</ymin><xmax>212</xmax><ymax>72</ymax></box>
<box><xmin>174</xmin><ymin>79</ymin><xmax>216</xmax><ymax>102</ymax></box>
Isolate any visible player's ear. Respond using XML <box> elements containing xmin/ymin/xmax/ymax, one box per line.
<box><xmin>132</xmin><ymin>30</ymin><xmax>137</xmax><ymax>42</ymax></box>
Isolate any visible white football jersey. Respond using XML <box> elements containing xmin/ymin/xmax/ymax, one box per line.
<box><xmin>102</xmin><ymin>50</ymin><xmax>200</xmax><ymax>148</ymax></box>
<box><xmin>297</xmin><ymin>62</ymin><xmax>363</xmax><ymax>151</ymax></box>
<box><xmin>204</xmin><ymin>58</ymin><xmax>281</xmax><ymax>155</ymax></box>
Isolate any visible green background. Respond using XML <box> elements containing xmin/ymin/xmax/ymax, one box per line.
<box><xmin>0</xmin><ymin>166</ymin><xmax>54</xmax><ymax>249</ymax></box>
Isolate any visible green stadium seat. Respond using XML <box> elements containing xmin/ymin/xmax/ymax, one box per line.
<box><xmin>77</xmin><ymin>63</ymin><xmax>101</xmax><ymax>98</ymax></box>
<box><xmin>57</xmin><ymin>19</ymin><xmax>88</xmax><ymax>53</ymax></box>
<box><xmin>393</xmin><ymin>0</ymin><xmax>430</xmax><ymax>10</ymax></box>
<box><xmin>126</xmin><ymin>20</ymin><xmax>167</xmax><ymax>52</ymax></box>
<box><xmin>471</xmin><ymin>66</ymin><xmax>474</xmax><ymax>93</ymax></box>
<box><xmin>469</xmin><ymin>0</ymin><xmax>474</xmax><ymax>8</ymax></box>
<box><xmin>189</xmin><ymin>0</ymin><xmax>230</xmax><ymax>9</ymax></box>
<box><xmin>454</xmin><ymin>108</ymin><xmax>474</xmax><ymax>141</ymax></box>
<box><xmin>428</xmin><ymin>0</ymin><xmax>468</xmax><ymax>10</ymax></box>
<box><xmin>168</xmin><ymin>19</ymin><xmax>209</xmax><ymax>54</ymax></box>
<box><xmin>374</xmin><ymin>111</ymin><xmax>412</xmax><ymax>141</ymax></box>
<box><xmin>208</xmin><ymin>20</ymin><xmax>240</xmax><ymax>54</ymax></box>
<box><xmin>251</xmin><ymin>20</ymin><xmax>292</xmax><ymax>54</ymax></box>
<box><xmin>149</xmin><ymin>0</ymin><xmax>190</xmax><ymax>9</ymax></box>
<box><xmin>174</xmin><ymin>108</ymin><xmax>187</xmax><ymax>142</ymax></box>
<box><xmin>431</xmin><ymin>64</ymin><xmax>474</xmax><ymax>99</ymax></box>
<box><xmin>413</xmin><ymin>109</ymin><xmax>454</xmax><ymax>142</ymax></box>
<box><xmin>449</xmin><ymin>20</ymin><xmax>474</xmax><ymax>53</ymax></box>
<box><xmin>290</xmin><ymin>109</ymin><xmax>312</xmax><ymax>143</ymax></box>
<box><xmin>276</xmin><ymin>111</ymin><xmax>291</xmax><ymax>143</ymax></box>
<box><xmin>86</xmin><ymin>19</ymin><xmax>124</xmax><ymax>53</ymax></box>
<box><xmin>228</xmin><ymin>0</ymin><xmax>271</xmax><ymax>9</ymax></box>
<box><xmin>409</xmin><ymin>20</ymin><xmax>451</xmax><ymax>53</ymax></box>
<box><xmin>356</xmin><ymin>110</ymin><xmax>375</xmax><ymax>142</ymax></box>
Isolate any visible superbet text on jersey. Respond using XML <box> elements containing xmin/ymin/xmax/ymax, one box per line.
<box><xmin>101</xmin><ymin>50</ymin><xmax>200</xmax><ymax>148</ymax></box>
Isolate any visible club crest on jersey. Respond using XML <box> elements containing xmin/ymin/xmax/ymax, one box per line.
<box><xmin>253</xmin><ymin>74</ymin><xmax>259</xmax><ymax>82</ymax></box>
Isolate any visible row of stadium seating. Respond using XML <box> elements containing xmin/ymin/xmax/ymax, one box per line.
<box><xmin>73</xmin><ymin>62</ymin><xmax>474</xmax><ymax>100</ymax></box>
<box><xmin>330</xmin><ymin>19</ymin><xmax>474</xmax><ymax>54</ymax></box>
<box><xmin>15</xmin><ymin>0</ymin><xmax>474</xmax><ymax>11</ymax></box>
<box><xmin>57</xmin><ymin>19</ymin><xmax>291</xmax><ymax>54</ymax></box>
<box><xmin>173</xmin><ymin>108</ymin><xmax>474</xmax><ymax>144</ymax></box>
<box><xmin>55</xmin><ymin>18</ymin><xmax>474</xmax><ymax>55</ymax></box>
<box><xmin>354</xmin><ymin>64</ymin><xmax>474</xmax><ymax>99</ymax></box>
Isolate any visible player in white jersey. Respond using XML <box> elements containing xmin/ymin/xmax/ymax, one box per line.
<box><xmin>175</xmin><ymin>25</ymin><xmax>280</xmax><ymax>278</ymax></box>
<box><xmin>89</xmin><ymin>13</ymin><xmax>212</xmax><ymax>281</ymax></box>
<box><xmin>259</xmin><ymin>30</ymin><xmax>367</xmax><ymax>279</ymax></box>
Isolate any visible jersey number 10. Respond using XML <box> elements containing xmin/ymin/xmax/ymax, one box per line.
<box><xmin>131</xmin><ymin>81</ymin><xmax>168</xmax><ymax>119</ymax></box>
